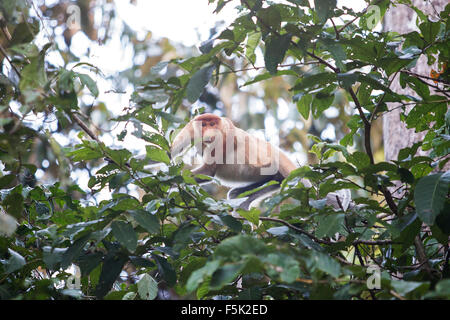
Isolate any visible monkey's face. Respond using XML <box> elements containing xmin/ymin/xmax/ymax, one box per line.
<box><xmin>192</xmin><ymin>114</ymin><xmax>222</xmax><ymax>146</ymax></box>
<box><xmin>201</xmin><ymin>119</ymin><xmax>220</xmax><ymax>144</ymax></box>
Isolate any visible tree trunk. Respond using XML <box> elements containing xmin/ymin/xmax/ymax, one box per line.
<box><xmin>382</xmin><ymin>0</ymin><xmax>448</xmax><ymax>185</ymax></box>
<box><xmin>383</xmin><ymin>0</ymin><xmax>448</xmax><ymax>278</ymax></box>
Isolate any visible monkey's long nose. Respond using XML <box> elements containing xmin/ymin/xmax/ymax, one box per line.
<box><xmin>203</xmin><ymin>135</ymin><xmax>216</xmax><ymax>143</ymax></box>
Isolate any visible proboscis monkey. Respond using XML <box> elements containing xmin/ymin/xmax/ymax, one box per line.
<box><xmin>171</xmin><ymin>113</ymin><xmax>350</xmax><ymax>210</ymax></box>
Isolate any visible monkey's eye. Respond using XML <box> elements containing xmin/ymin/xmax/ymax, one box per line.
<box><xmin>210</xmin><ymin>122</ymin><xmax>215</xmax><ymax>126</ymax></box>
<box><xmin>202</xmin><ymin>122</ymin><xmax>206</xmax><ymax>127</ymax></box>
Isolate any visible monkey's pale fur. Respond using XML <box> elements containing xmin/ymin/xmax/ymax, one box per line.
<box><xmin>171</xmin><ymin>113</ymin><xmax>350</xmax><ymax>210</ymax></box>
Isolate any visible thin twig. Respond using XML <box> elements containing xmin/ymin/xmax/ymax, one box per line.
<box><xmin>401</xmin><ymin>70</ymin><xmax>449</xmax><ymax>85</ymax></box>
<box><xmin>330</xmin><ymin>18</ymin><xmax>339</xmax><ymax>40</ymax></box>
<box><xmin>0</xmin><ymin>43</ymin><xmax>22</xmax><ymax>78</ymax></box>
<box><xmin>390</xmin><ymin>290</ymin><xmax>406</xmax><ymax>300</ymax></box>
<box><xmin>218</xmin><ymin>61</ymin><xmax>320</xmax><ymax>75</ymax></box>
<box><xmin>348</xmin><ymin>87</ymin><xmax>373</xmax><ymax>163</ymax></box>
<box><xmin>408</xmin><ymin>73</ymin><xmax>450</xmax><ymax>98</ymax></box>
<box><xmin>336</xmin><ymin>6</ymin><xmax>369</xmax><ymax>34</ymax></box>
<box><xmin>70</xmin><ymin>113</ymin><xmax>101</xmax><ymax>143</ymax></box>
<box><xmin>413</xmin><ymin>235</ymin><xmax>437</xmax><ymax>279</ymax></box>
<box><xmin>370</xmin><ymin>70</ymin><xmax>400</xmax><ymax>123</ymax></box>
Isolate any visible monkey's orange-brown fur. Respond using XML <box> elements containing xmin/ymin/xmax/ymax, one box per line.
<box><xmin>171</xmin><ymin>113</ymin><xmax>298</xmax><ymax>209</ymax></box>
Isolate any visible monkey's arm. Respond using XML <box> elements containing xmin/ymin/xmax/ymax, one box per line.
<box><xmin>171</xmin><ymin>120</ymin><xmax>195</xmax><ymax>156</ymax></box>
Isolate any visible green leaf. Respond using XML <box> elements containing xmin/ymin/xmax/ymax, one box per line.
<box><xmin>0</xmin><ymin>174</ymin><xmax>15</xmax><ymax>189</ymax></box>
<box><xmin>264</xmin><ymin>33</ymin><xmax>292</xmax><ymax>75</ymax></box>
<box><xmin>111</xmin><ymin>221</ymin><xmax>138</xmax><ymax>252</ymax></box>
<box><xmin>257</xmin><ymin>6</ymin><xmax>282</xmax><ymax>35</ymax></box>
<box><xmin>43</xmin><ymin>247</ymin><xmax>66</xmax><ymax>270</ymax></box>
<box><xmin>95</xmin><ymin>253</ymin><xmax>127</xmax><ymax>298</ymax></box>
<box><xmin>237</xmin><ymin>207</ymin><xmax>260</xmax><ymax>225</ymax></box>
<box><xmin>419</xmin><ymin>20</ymin><xmax>440</xmax><ymax>43</ymax></box>
<box><xmin>186</xmin><ymin>260</ymin><xmax>221</xmax><ymax>292</ymax></box>
<box><xmin>129</xmin><ymin>210</ymin><xmax>160</xmax><ymax>234</ymax></box>
<box><xmin>186</xmin><ymin>64</ymin><xmax>215</xmax><ymax>103</ymax></box>
<box><xmin>146</xmin><ymin>145</ymin><xmax>170</xmax><ymax>164</ymax></box>
<box><xmin>137</xmin><ymin>274</ymin><xmax>158</xmax><ymax>300</ymax></box>
<box><xmin>153</xmin><ymin>255</ymin><xmax>177</xmax><ymax>287</ymax></box>
<box><xmin>414</xmin><ymin>172</ymin><xmax>450</xmax><ymax>225</ymax></box>
<box><xmin>3</xmin><ymin>191</ymin><xmax>24</xmax><ymax>219</ymax></box>
<box><xmin>423</xmin><ymin>279</ymin><xmax>450</xmax><ymax>299</ymax></box>
<box><xmin>400</xmin><ymin>73</ymin><xmax>430</xmax><ymax>99</ymax></box>
<box><xmin>312</xmin><ymin>89</ymin><xmax>335</xmax><ymax>118</ymax></box>
<box><xmin>68</xmin><ymin>144</ymin><xmax>103</xmax><ymax>162</ymax></box>
<box><xmin>173</xmin><ymin>223</ymin><xmax>198</xmax><ymax>251</ymax></box>
<box><xmin>220</xmin><ymin>215</ymin><xmax>242</xmax><ymax>233</ymax></box>
<box><xmin>104</xmin><ymin>291</ymin><xmax>129</xmax><ymax>300</ymax></box>
<box><xmin>10</xmin><ymin>20</ymin><xmax>39</xmax><ymax>45</ymax></box>
<box><xmin>245</xmin><ymin>31</ymin><xmax>261</xmax><ymax>64</ymax></box>
<box><xmin>77</xmin><ymin>251</ymin><xmax>104</xmax><ymax>276</ymax></box>
<box><xmin>61</xmin><ymin>233</ymin><xmax>91</xmax><ymax>269</ymax></box>
<box><xmin>210</xmin><ymin>262</ymin><xmax>246</xmax><ymax>290</ymax></box>
<box><xmin>266</xmin><ymin>226</ymin><xmax>289</xmax><ymax>236</ymax></box>
<box><xmin>315</xmin><ymin>214</ymin><xmax>345</xmax><ymax>238</ymax></box>
<box><xmin>321</xmin><ymin>38</ymin><xmax>346</xmax><ymax>71</ymax></box>
<box><xmin>5</xmin><ymin>249</ymin><xmax>26</xmax><ymax>274</ymax></box>
<box><xmin>238</xmin><ymin>287</ymin><xmax>262</xmax><ymax>300</ymax></box>
<box><xmin>314</xmin><ymin>0</ymin><xmax>336</xmax><ymax>24</ymax></box>
<box><xmin>347</xmin><ymin>151</ymin><xmax>370</xmax><ymax>170</ymax></box>
<box><xmin>391</xmin><ymin>280</ymin><xmax>429</xmax><ymax>296</ymax></box>
<box><xmin>398</xmin><ymin>168</ymin><xmax>415</xmax><ymax>184</ymax></box>
<box><xmin>196</xmin><ymin>277</ymin><xmax>211</xmax><ymax>299</ymax></box>
<box><xmin>138</xmin><ymin>132</ymin><xmax>170</xmax><ymax>151</ymax></box>
<box><xmin>358</xmin><ymin>73</ymin><xmax>393</xmax><ymax>93</ymax></box>
<box><xmin>307</xmin><ymin>251</ymin><xmax>341</xmax><ymax>277</ymax></box>
<box><xmin>435</xmin><ymin>202</ymin><xmax>450</xmax><ymax>235</ymax></box>
<box><xmin>35</xmin><ymin>202</ymin><xmax>51</xmax><ymax>220</ymax></box>
<box><xmin>264</xmin><ymin>253</ymin><xmax>300</xmax><ymax>283</ymax></box>
<box><xmin>291</xmin><ymin>72</ymin><xmax>337</xmax><ymax>91</ymax></box>
<box><xmin>337</xmin><ymin>72</ymin><xmax>360</xmax><ymax>89</ymax></box>
<box><xmin>213</xmin><ymin>235</ymin><xmax>268</xmax><ymax>261</ymax></box>
<box><xmin>287</xmin><ymin>0</ymin><xmax>310</xmax><ymax>6</ymax></box>
<box><xmin>19</xmin><ymin>43</ymin><xmax>51</xmax><ymax>92</ymax></box>
<box><xmin>296</xmin><ymin>93</ymin><xmax>312</xmax><ymax>119</ymax></box>
<box><xmin>106</xmin><ymin>148</ymin><xmax>132</xmax><ymax>167</ymax></box>
<box><xmin>78</xmin><ymin>73</ymin><xmax>99</xmax><ymax>97</ymax></box>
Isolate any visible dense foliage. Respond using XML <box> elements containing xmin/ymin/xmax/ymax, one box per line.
<box><xmin>0</xmin><ymin>0</ymin><xmax>449</xmax><ymax>300</ymax></box>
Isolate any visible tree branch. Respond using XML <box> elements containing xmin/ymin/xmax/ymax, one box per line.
<box><xmin>218</xmin><ymin>61</ymin><xmax>320</xmax><ymax>75</ymax></box>
<box><xmin>401</xmin><ymin>70</ymin><xmax>449</xmax><ymax>85</ymax></box>
<box><xmin>348</xmin><ymin>87</ymin><xmax>373</xmax><ymax>162</ymax></box>
<box><xmin>0</xmin><ymin>42</ymin><xmax>22</xmax><ymax>78</ymax></box>
<box><xmin>413</xmin><ymin>235</ymin><xmax>438</xmax><ymax>279</ymax></box>
<box><xmin>70</xmin><ymin>113</ymin><xmax>102</xmax><ymax>143</ymax></box>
